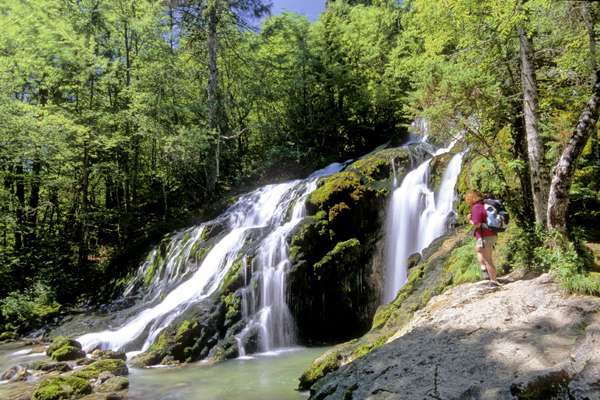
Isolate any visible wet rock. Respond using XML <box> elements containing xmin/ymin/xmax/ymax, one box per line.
<box><xmin>28</xmin><ymin>360</ymin><xmax>72</xmax><ymax>373</ymax></box>
<box><xmin>76</xmin><ymin>357</ymin><xmax>95</xmax><ymax>366</ymax></box>
<box><xmin>96</xmin><ymin>376</ymin><xmax>129</xmax><ymax>393</ymax></box>
<box><xmin>407</xmin><ymin>252</ymin><xmax>421</xmax><ymax>269</ymax></box>
<box><xmin>95</xmin><ymin>371</ymin><xmax>114</xmax><ymax>384</ymax></box>
<box><xmin>1</xmin><ymin>364</ymin><xmax>29</xmax><ymax>381</ymax></box>
<box><xmin>90</xmin><ymin>349</ymin><xmax>126</xmax><ymax>361</ymax></box>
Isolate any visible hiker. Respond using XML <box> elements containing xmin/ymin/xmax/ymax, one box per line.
<box><xmin>465</xmin><ymin>190</ymin><xmax>499</xmax><ymax>285</ymax></box>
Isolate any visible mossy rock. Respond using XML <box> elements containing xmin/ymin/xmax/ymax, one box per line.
<box><xmin>51</xmin><ymin>345</ymin><xmax>86</xmax><ymax>362</ymax></box>
<box><xmin>90</xmin><ymin>349</ymin><xmax>126</xmax><ymax>361</ymax></box>
<box><xmin>220</xmin><ymin>256</ymin><xmax>248</xmax><ymax>294</ymax></box>
<box><xmin>314</xmin><ymin>239</ymin><xmax>361</xmax><ymax>274</ymax></box>
<box><xmin>308</xmin><ymin>171</ymin><xmax>363</xmax><ymax>212</ymax></box>
<box><xmin>298</xmin><ymin>350</ymin><xmax>344</xmax><ymax>391</ymax></box>
<box><xmin>96</xmin><ymin>376</ymin><xmax>129</xmax><ymax>393</ymax></box>
<box><xmin>47</xmin><ymin>337</ymin><xmax>82</xmax><ymax>357</ymax></box>
<box><xmin>32</xmin><ymin>375</ymin><xmax>92</xmax><ymax>400</ymax></box>
<box><xmin>28</xmin><ymin>361</ymin><xmax>72</xmax><ymax>373</ymax></box>
<box><xmin>73</xmin><ymin>359</ymin><xmax>128</xmax><ymax>380</ymax></box>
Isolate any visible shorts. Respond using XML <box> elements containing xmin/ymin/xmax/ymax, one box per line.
<box><xmin>476</xmin><ymin>236</ymin><xmax>497</xmax><ymax>249</ymax></box>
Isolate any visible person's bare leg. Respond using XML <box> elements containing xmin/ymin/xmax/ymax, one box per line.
<box><xmin>476</xmin><ymin>248</ymin><xmax>490</xmax><ymax>280</ymax></box>
<box><xmin>482</xmin><ymin>246</ymin><xmax>497</xmax><ymax>281</ymax></box>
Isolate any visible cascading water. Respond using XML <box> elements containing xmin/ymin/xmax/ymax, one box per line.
<box><xmin>235</xmin><ymin>163</ymin><xmax>347</xmax><ymax>355</ymax></box>
<box><xmin>77</xmin><ymin>162</ymin><xmax>346</xmax><ymax>356</ymax></box>
<box><xmin>383</xmin><ymin>141</ymin><xmax>465</xmax><ymax>304</ymax></box>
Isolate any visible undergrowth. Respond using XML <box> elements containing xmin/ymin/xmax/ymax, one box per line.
<box><xmin>502</xmin><ymin>225</ymin><xmax>600</xmax><ymax>296</ymax></box>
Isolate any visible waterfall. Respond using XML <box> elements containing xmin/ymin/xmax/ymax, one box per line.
<box><xmin>383</xmin><ymin>143</ymin><xmax>464</xmax><ymax>304</ymax></box>
<box><xmin>77</xmin><ymin>162</ymin><xmax>346</xmax><ymax>355</ymax></box>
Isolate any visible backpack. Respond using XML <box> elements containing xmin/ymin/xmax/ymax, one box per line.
<box><xmin>483</xmin><ymin>198</ymin><xmax>509</xmax><ymax>232</ymax></box>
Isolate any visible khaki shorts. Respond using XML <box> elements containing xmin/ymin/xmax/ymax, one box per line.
<box><xmin>476</xmin><ymin>236</ymin><xmax>497</xmax><ymax>249</ymax></box>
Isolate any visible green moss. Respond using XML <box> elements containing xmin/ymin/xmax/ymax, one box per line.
<box><xmin>176</xmin><ymin>320</ymin><xmax>192</xmax><ymax>342</ymax></box>
<box><xmin>144</xmin><ymin>252</ymin><xmax>163</xmax><ymax>286</ymax></box>
<box><xmin>223</xmin><ymin>292</ymin><xmax>241</xmax><ymax>321</ymax></box>
<box><xmin>47</xmin><ymin>337</ymin><xmax>83</xmax><ymax>361</ymax></box>
<box><xmin>328</xmin><ymin>202</ymin><xmax>350</xmax><ymax>223</ymax></box>
<box><xmin>50</xmin><ymin>345</ymin><xmax>85</xmax><ymax>361</ymax></box>
<box><xmin>350</xmin><ymin>335</ymin><xmax>387</xmax><ymax>360</ymax></box>
<box><xmin>150</xmin><ymin>332</ymin><xmax>170</xmax><ymax>353</ymax></box>
<box><xmin>73</xmin><ymin>359</ymin><xmax>128</xmax><ymax>380</ymax></box>
<box><xmin>349</xmin><ymin>157</ymin><xmax>389</xmax><ymax>182</ymax></box>
<box><xmin>32</xmin><ymin>375</ymin><xmax>92</xmax><ymax>400</ymax></box>
<box><xmin>220</xmin><ymin>257</ymin><xmax>247</xmax><ymax>294</ymax></box>
<box><xmin>298</xmin><ymin>350</ymin><xmax>342</xmax><ymax>391</ymax></box>
<box><xmin>308</xmin><ymin>171</ymin><xmax>362</xmax><ymax>211</ymax></box>
<box><xmin>444</xmin><ymin>239</ymin><xmax>481</xmax><ymax>285</ymax></box>
<box><xmin>314</xmin><ymin>239</ymin><xmax>361</xmax><ymax>272</ymax></box>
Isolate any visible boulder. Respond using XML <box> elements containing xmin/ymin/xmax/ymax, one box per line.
<box><xmin>28</xmin><ymin>361</ymin><xmax>71</xmax><ymax>373</ymax></box>
<box><xmin>46</xmin><ymin>336</ymin><xmax>85</xmax><ymax>362</ymax></box>
<box><xmin>90</xmin><ymin>350</ymin><xmax>126</xmax><ymax>361</ymax></box>
<box><xmin>31</xmin><ymin>375</ymin><xmax>92</xmax><ymax>400</ymax></box>
<box><xmin>73</xmin><ymin>359</ymin><xmax>128</xmax><ymax>380</ymax></box>
<box><xmin>95</xmin><ymin>376</ymin><xmax>129</xmax><ymax>393</ymax></box>
<box><xmin>1</xmin><ymin>364</ymin><xmax>29</xmax><ymax>382</ymax></box>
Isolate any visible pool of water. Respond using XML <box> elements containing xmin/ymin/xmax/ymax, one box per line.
<box><xmin>0</xmin><ymin>344</ymin><xmax>326</xmax><ymax>400</ymax></box>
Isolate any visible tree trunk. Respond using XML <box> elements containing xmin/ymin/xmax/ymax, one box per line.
<box><xmin>207</xmin><ymin>0</ymin><xmax>220</xmax><ymax>192</ymax></box>
<box><xmin>79</xmin><ymin>144</ymin><xmax>89</xmax><ymax>266</ymax></box>
<box><xmin>14</xmin><ymin>164</ymin><xmax>25</xmax><ymax>252</ymax></box>
<box><xmin>583</xmin><ymin>2</ymin><xmax>600</xmax><ymax>167</ymax></box>
<box><xmin>519</xmin><ymin>27</ymin><xmax>548</xmax><ymax>226</ymax></box>
<box><xmin>547</xmin><ymin>80</ymin><xmax>600</xmax><ymax>232</ymax></box>
<box><xmin>25</xmin><ymin>158</ymin><xmax>41</xmax><ymax>247</ymax></box>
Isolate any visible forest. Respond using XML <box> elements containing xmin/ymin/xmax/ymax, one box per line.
<box><xmin>0</xmin><ymin>0</ymin><xmax>599</xmax><ymax>367</ymax></box>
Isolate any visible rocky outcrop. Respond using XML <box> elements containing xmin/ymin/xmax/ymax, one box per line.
<box><xmin>1</xmin><ymin>338</ymin><xmax>130</xmax><ymax>400</ymax></box>
<box><xmin>308</xmin><ymin>273</ymin><xmax>600</xmax><ymax>400</ymax></box>
<box><xmin>288</xmin><ymin>147</ymin><xmax>411</xmax><ymax>344</ymax></box>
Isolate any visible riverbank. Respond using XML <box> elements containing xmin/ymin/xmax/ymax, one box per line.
<box><xmin>307</xmin><ymin>273</ymin><xmax>600</xmax><ymax>399</ymax></box>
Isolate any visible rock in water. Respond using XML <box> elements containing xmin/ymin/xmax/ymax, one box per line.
<box><xmin>309</xmin><ymin>274</ymin><xmax>600</xmax><ymax>400</ymax></box>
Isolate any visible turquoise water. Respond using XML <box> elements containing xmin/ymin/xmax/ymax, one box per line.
<box><xmin>0</xmin><ymin>344</ymin><xmax>326</xmax><ymax>400</ymax></box>
<box><xmin>127</xmin><ymin>348</ymin><xmax>324</xmax><ymax>400</ymax></box>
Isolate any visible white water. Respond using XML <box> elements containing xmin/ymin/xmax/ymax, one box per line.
<box><xmin>383</xmin><ymin>142</ymin><xmax>464</xmax><ymax>303</ymax></box>
<box><xmin>235</xmin><ymin>162</ymin><xmax>349</xmax><ymax>354</ymax></box>
<box><xmin>77</xmin><ymin>162</ymin><xmax>346</xmax><ymax>355</ymax></box>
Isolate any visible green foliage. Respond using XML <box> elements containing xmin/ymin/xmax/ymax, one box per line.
<box><xmin>444</xmin><ymin>239</ymin><xmax>481</xmax><ymax>285</ymax></box>
<box><xmin>0</xmin><ymin>282</ymin><xmax>60</xmax><ymax>333</ymax></box>
<box><xmin>223</xmin><ymin>293</ymin><xmax>241</xmax><ymax>322</ymax></box>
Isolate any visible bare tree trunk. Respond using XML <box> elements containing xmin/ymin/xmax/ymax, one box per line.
<box><xmin>583</xmin><ymin>2</ymin><xmax>600</xmax><ymax>166</ymax></box>
<box><xmin>547</xmin><ymin>71</ymin><xmax>600</xmax><ymax>232</ymax></box>
<box><xmin>15</xmin><ymin>164</ymin><xmax>24</xmax><ymax>252</ymax></box>
<box><xmin>519</xmin><ymin>27</ymin><xmax>548</xmax><ymax>226</ymax></box>
<box><xmin>207</xmin><ymin>0</ymin><xmax>220</xmax><ymax>193</ymax></box>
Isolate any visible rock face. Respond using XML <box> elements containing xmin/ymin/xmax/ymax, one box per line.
<box><xmin>309</xmin><ymin>273</ymin><xmax>600</xmax><ymax>400</ymax></box>
<box><xmin>288</xmin><ymin>147</ymin><xmax>411</xmax><ymax>344</ymax></box>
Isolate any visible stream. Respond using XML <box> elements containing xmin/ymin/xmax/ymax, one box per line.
<box><xmin>0</xmin><ymin>343</ymin><xmax>325</xmax><ymax>400</ymax></box>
